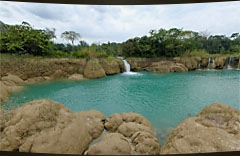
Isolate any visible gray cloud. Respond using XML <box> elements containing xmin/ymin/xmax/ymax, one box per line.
<box><xmin>0</xmin><ymin>1</ymin><xmax>239</xmax><ymax>44</ymax></box>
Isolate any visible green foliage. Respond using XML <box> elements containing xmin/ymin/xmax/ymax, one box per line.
<box><xmin>48</xmin><ymin>50</ymin><xmax>70</xmax><ymax>58</ymax></box>
<box><xmin>71</xmin><ymin>51</ymin><xmax>88</xmax><ymax>58</ymax></box>
<box><xmin>0</xmin><ymin>22</ymin><xmax>53</xmax><ymax>56</ymax></box>
<box><xmin>121</xmin><ymin>28</ymin><xmax>240</xmax><ymax>58</ymax></box>
<box><xmin>61</xmin><ymin>31</ymin><xmax>81</xmax><ymax>45</ymax></box>
<box><xmin>182</xmin><ymin>49</ymin><xmax>210</xmax><ymax>58</ymax></box>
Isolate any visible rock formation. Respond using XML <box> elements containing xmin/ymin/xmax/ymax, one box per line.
<box><xmin>0</xmin><ymin>100</ymin><xmax>161</xmax><ymax>155</ymax></box>
<box><xmin>161</xmin><ymin>103</ymin><xmax>240</xmax><ymax>154</ymax></box>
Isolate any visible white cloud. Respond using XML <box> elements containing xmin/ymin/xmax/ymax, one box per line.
<box><xmin>0</xmin><ymin>1</ymin><xmax>240</xmax><ymax>44</ymax></box>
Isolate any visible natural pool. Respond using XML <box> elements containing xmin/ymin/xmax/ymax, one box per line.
<box><xmin>3</xmin><ymin>70</ymin><xmax>240</xmax><ymax>143</ymax></box>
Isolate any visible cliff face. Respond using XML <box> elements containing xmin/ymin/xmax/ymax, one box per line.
<box><xmin>127</xmin><ymin>56</ymin><xmax>240</xmax><ymax>72</ymax></box>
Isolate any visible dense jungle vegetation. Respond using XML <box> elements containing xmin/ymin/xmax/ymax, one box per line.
<box><xmin>0</xmin><ymin>21</ymin><xmax>239</xmax><ymax>58</ymax></box>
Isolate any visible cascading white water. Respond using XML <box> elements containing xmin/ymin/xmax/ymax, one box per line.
<box><xmin>228</xmin><ymin>56</ymin><xmax>233</xmax><ymax>69</ymax></box>
<box><xmin>207</xmin><ymin>57</ymin><xmax>211</xmax><ymax>70</ymax></box>
<box><xmin>198</xmin><ymin>62</ymin><xmax>201</xmax><ymax>69</ymax></box>
<box><xmin>120</xmin><ymin>58</ymin><xmax>139</xmax><ymax>75</ymax></box>
<box><xmin>212</xmin><ymin>57</ymin><xmax>215</xmax><ymax>69</ymax></box>
<box><xmin>122</xmin><ymin>59</ymin><xmax>131</xmax><ymax>72</ymax></box>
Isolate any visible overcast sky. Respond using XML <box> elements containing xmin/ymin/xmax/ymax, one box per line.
<box><xmin>0</xmin><ymin>1</ymin><xmax>240</xmax><ymax>44</ymax></box>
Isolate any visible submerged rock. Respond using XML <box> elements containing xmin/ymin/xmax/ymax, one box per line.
<box><xmin>161</xmin><ymin>103</ymin><xmax>240</xmax><ymax>154</ymax></box>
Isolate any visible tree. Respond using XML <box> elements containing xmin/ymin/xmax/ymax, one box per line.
<box><xmin>0</xmin><ymin>21</ymin><xmax>53</xmax><ymax>56</ymax></box>
<box><xmin>44</xmin><ymin>28</ymin><xmax>56</xmax><ymax>41</ymax></box>
<box><xmin>61</xmin><ymin>31</ymin><xmax>81</xmax><ymax>45</ymax></box>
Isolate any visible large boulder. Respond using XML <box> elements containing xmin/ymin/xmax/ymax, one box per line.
<box><xmin>104</xmin><ymin>112</ymin><xmax>153</xmax><ymax>132</ymax></box>
<box><xmin>145</xmin><ymin>61</ymin><xmax>173</xmax><ymax>73</ymax></box>
<box><xmin>0</xmin><ymin>82</ymin><xmax>9</xmax><ymax>103</ymax></box>
<box><xmin>118</xmin><ymin>122</ymin><xmax>153</xmax><ymax>137</ymax></box>
<box><xmin>201</xmin><ymin>58</ymin><xmax>209</xmax><ymax>68</ymax></box>
<box><xmin>179</xmin><ymin>57</ymin><xmax>198</xmax><ymax>70</ymax></box>
<box><xmin>104</xmin><ymin>113</ymin><xmax>123</xmax><ymax>132</ymax></box>
<box><xmin>215</xmin><ymin>57</ymin><xmax>227</xmax><ymax>69</ymax></box>
<box><xmin>68</xmin><ymin>74</ymin><xmax>86</xmax><ymax>81</ymax></box>
<box><xmin>100</xmin><ymin>58</ymin><xmax>121</xmax><ymax>75</ymax></box>
<box><xmin>131</xmin><ymin>131</ymin><xmax>161</xmax><ymax>155</ymax></box>
<box><xmin>116</xmin><ymin>59</ymin><xmax>126</xmax><ymax>72</ymax></box>
<box><xmin>161</xmin><ymin>103</ymin><xmax>240</xmax><ymax>154</ymax></box>
<box><xmin>2</xmin><ymin>74</ymin><xmax>24</xmax><ymax>85</ymax></box>
<box><xmin>77</xmin><ymin>110</ymin><xmax>106</xmax><ymax>139</ymax></box>
<box><xmin>86</xmin><ymin>133</ymin><xmax>131</xmax><ymax>155</ymax></box>
<box><xmin>0</xmin><ymin>100</ymin><xmax>93</xmax><ymax>154</ymax></box>
<box><xmin>171</xmin><ymin>63</ymin><xmax>188</xmax><ymax>72</ymax></box>
<box><xmin>83</xmin><ymin>59</ymin><xmax>106</xmax><ymax>79</ymax></box>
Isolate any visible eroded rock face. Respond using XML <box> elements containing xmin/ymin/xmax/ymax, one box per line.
<box><xmin>2</xmin><ymin>74</ymin><xmax>24</xmax><ymax>85</ymax></box>
<box><xmin>0</xmin><ymin>100</ymin><xmax>93</xmax><ymax>154</ymax></box>
<box><xmin>68</xmin><ymin>74</ymin><xmax>86</xmax><ymax>81</ymax></box>
<box><xmin>215</xmin><ymin>57</ymin><xmax>227</xmax><ymax>69</ymax></box>
<box><xmin>77</xmin><ymin>110</ymin><xmax>106</xmax><ymax>139</ymax></box>
<box><xmin>101</xmin><ymin>112</ymin><xmax>161</xmax><ymax>155</ymax></box>
<box><xmin>179</xmin><ymin>57</ymin><xmax>198</xmax><ymax>70</ymax></box>
<box><xmin>83</xmin><ymin>59</ymin><xmax>106</xmax><ymax>79</ymax></box>
<box><xmin>100</xmin><ymin>59</ymin><xmax>121</xmax><ymax>75</ymax></box>
<box><xmin>161</xmin><ymin>103</ymin><xmax>240</xmax><ymax>154</ymax></box>
<box><xmin>86</xmin><ymin>133</ymin><xmax>131</xmax><ymax>155</ymax></box>
<box><xmin>131</xmin><ymin>131</ymin><xmax>161</xmax><ymax>155</ymax></box>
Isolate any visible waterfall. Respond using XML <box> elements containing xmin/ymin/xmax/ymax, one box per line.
<box><xmin>207</xmin><ymin>57</ymin><xmax>211</xmax><ymax>70</ymax></box>
<box><xmin>212</xmin><ymin>57</ymin><xmax>215</xmax><ymax>69</ymax></box>
<box><xmin>198</xmin><ymin>62</ymin><xmax>201</xmax><ymax>69</ymax></box>
<box><xmin>120</xmin><ymin>58</ymin><xmax>139</xmax><ymax>75</ymax></box>
<box><xmin>228</xmin><ymin>56</ymin><xmax>233</xmax><ymax>69</ymax></box>
<box><xmin>122</xmin><ymin>59</ymin><xmax>131</xmax><ymax>72</ymax></box>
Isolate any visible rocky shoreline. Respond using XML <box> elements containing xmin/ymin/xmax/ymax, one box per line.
<box><xmin>0</xmin><ymin>100</ymin><xmax>239</xmax><ymax>154</ymax></box>
<box><xmin>1</xmin><ymin>56</ymin><xmax>239</xmax><ymax>104</ymax></box>
<box><xmin>0</xmin><ymin>56</ymin><xmax>240</xmax><ymax>154</ymax></box>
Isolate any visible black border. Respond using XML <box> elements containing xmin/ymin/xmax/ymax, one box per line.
<box><xmin>1</xmin><ymin>0</ymin><xmax>240</xmax><ymax>5</ymax></box>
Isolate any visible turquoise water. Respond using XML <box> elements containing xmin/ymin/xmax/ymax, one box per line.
<box><xmin>3</xmin><ymin>70</ymin><xmax>240</xmax><ymax>143</ymax></box>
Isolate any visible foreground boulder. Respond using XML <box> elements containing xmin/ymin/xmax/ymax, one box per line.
<box><xmin>0</xmin><ymin>100</ymin><xmax>102</xmax><ymax>154</ymax></box>
<box><xmin>103</xmin><ymin>112</ymin><xmax>161</xmax><ymax>154</ymax></box>
<box><xmin>161</xmin><ymin>103</ymin><xmax>240</xmax><ymax>154</ymax></box>
<box><xmin>86</xmin><ymin>133</ymin><xmax>131</xmax><ymax>155</ymax></box>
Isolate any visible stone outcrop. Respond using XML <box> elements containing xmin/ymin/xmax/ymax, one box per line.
<box><xmin>83</xmin><ymin>59</ymin><xmax>106</xmax><ymax>79</ymax></box>
<box><xmin>214</xmin><ymin>57</ymin><xmax>227</xmax><ymax>69</ymax></box>
<box><xmin>0</xmin><ymin>100</ymin><xmax>160</xmax><ymax>155</ymax></box>
<box><xmin>161</xmin><ymin>103</ymin><xmax>240</xmax><ymax>154</ymax></box>
<box><xmin>68</xmin><ymin>74</ymin><xmax>86</xmax><ymax>81</ymax></box>
<box><xmin>126</xmin><ymin>58</ymin><xmax>188</xmax><ymax>73</ymax></box>
<box><xmin>0</xmin><ymin>100</ymin><xmax>107</xmax><ymax>154</ymax></box>
<box><xmin>101</xmin><ymin>112</ymin><xmax>161</xmax><ymax>154</ymax></box>
<box><xmin>100</xmin><ymin>58</ymin><xmax>121</xmax><ymax>75</ymax></box>
<box><xmin>178</xmin><ymin>57</ymin><xmax>198</xmax><ymax>70</ymax></box>
<box><xmin>0</xmin><ymin>75</ymin><xmax>24</xmax><ymax>104</ymax></box>
<box><xmin>86</xmin><ymin>133</ymin><xmax>132</xmax><ymax>155</ymax></box>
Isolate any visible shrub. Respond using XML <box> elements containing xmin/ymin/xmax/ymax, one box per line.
<box><xmin>0</xmin><ymin>22</ymin><xmax>53</xmax><ymax>56</ymax></box>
